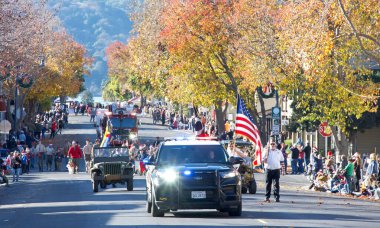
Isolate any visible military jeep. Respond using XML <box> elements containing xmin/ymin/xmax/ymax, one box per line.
<box><xmin>91</xmin><ymin>147</ymin><xmax>134</xmax><ymax>192</ymax></box>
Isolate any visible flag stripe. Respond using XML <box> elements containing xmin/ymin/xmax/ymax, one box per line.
<box><xmin>236</xmin><ymin>115</ymin><xmax>258</xmax><ymax>131</ymax></box>
<box><xmin>236</xmin><ymin>118</ymin><xmax>257</xmax><ymax>138</ymax></box>
<box><xmin>235</xmin><ymin>126</ymin><xmax>259</xmax><ymax>142</ymax></box>
<box><xmin>235</xmin><ymin>94</ymin><xmax>263</xmax><ymax>166</ymax></box>
<box><xmin>235</xmin><ymin>130</ymin><xmax>257</xmax><ymax>143</ymax></box>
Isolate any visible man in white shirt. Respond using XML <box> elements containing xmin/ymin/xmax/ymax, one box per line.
<box><xmin>263</xmin><ymin>140</ymin><xmax>284</xmax><ymax>202</ymax></box>
<box><xmin>46</xmin><ymin>144</ymin><xmax>55</xmax><ymax>171</ymax></box>
<box><xmin>36</xmin><ymin>141</ymin><xmax>46</xmax><ymax>172</ymax></box>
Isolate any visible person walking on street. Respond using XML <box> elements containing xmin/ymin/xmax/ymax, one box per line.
<box><xmin>46</xmin><ymin>144</ymin><xmax>55</xmax><ymax>171</ymax></box>
<box><xmin>12</xmin><ymin>152</ymin><xmax>22</xmax><ymax>182</ymax></box>
<box><xmin>50</xmin><ymin>119</ymin><xmax>57</xmax><ymax>139</ymax></box>
<box><xmin>36</xmin><ymin>141</ymin><xmax>46</xmax><ymax>172</ymax></box>
<box><xmin>83</xmin><ymin>139</ymin><xmax>92</xmax><ymax>173</ymax></box>
<box><xmin>90</xmin><ymin>107</ymin><xmax>96</xmax><ymax>123</ymax></box>
<box><xmin>67</xmin><ymin>141</ymin><xmax>82</xmax><ymax>174</ymax></box>
<box><xmin>263</xmin><ymin>140</ymin><xmax>284</xmax><ymax>202</ymax></box>
<box><xmin>92</xmin><ymin>139</ymin><xmax>100</xmax><ymax>158</ymax></box>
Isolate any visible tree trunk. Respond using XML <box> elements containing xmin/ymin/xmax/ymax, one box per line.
<box><xmin>215</xmin><ymin>100</ymin><xmax>225</xmax><ymax>135</ymax></box>
<box><xmin>139</xmin><ymin>88</ymin><xmax>144</xmax><ymax>108</ymax></box>
<box><xmin>222</xmin><ymin>101</ymin><xmax>228</xmax><ymax>118</ymax></box>
<box><xmin>60</xmin><ymin>95</ymin><xmax>65</xmax><ymax>105</ymax></box>
<box><xmin>332</xmin><ymin>127</ymin><xmax>350</xmax><ymax>164</ymax></box>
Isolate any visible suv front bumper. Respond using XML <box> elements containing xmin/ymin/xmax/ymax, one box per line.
<box><xmin>153</xmin><ymin>176</ymin><xmax>241</xmax><ymax>211</ymax></box>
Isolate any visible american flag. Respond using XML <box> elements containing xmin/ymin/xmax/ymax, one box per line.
<box><xmin>235</xmin><ymin>95</ymin><xmax>262</xmax><ymax>166</ymax></box>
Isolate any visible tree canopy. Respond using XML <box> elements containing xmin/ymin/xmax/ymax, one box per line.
<box><xmin>105</xmin><ymin>0</ymin><xmax>380</xmax><ymax>138</ymax></box>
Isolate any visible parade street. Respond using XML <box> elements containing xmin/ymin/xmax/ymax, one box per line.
<box><xmin>0</xmin><ymin>115</ymin><xmax>379</xmax><ymax>228</ymax></box>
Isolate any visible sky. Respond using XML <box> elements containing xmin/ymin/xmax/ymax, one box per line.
<box><xmin>49</xmin><ymin>0</ymin><xmax>133</xmax><ymax>95</ymax></box>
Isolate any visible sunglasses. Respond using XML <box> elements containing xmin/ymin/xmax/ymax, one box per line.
<box><xmin>270</xmin><ymin>143</ymin><xmax>276</xmax><ymax>145</ymax></box>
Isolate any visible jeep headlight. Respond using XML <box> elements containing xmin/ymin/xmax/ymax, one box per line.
<box><xmin>220</xmin><ymin>170</ymin><xmax>238</xmax><ymax>179</ymax></box>
<box><xmin>156</xmin><ymin>169</ymin><xmax>177</xmax><ymax>183</ymax></box>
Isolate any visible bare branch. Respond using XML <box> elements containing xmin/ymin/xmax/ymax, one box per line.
<box><xmin>337</xmin><ymin>0</ymin><xmax>380</xmax><ymax>64</ymax></box>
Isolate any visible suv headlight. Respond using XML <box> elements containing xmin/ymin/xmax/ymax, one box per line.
<box><xmin>156</xmin><ymin>169</ymin><xmax>177</xmax><ymax>183</ymax></box>
<box><xmin>220</xmin><ymin>170</ymin><xmax>238</xmax><ymax>179</ymax></box>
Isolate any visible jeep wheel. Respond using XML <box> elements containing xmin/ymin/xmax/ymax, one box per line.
<box><xmin>127</xmin><ymin>179</ymin><xmax>133</xmax><ymax>191</ymax></box>
<box><xmin>100</xmin><ymin>181</ymin><xmax>106</xmax><ymax>189</ymax></box>
<box><xmin>228</xmin><ymin>201</ymin><xmax>242</xmax><ymax>217</ymax></box>
<box><xmin>151</xmin><ymin>193</ymin><xmax>164</xmax><ymax>217</ymax></box>
<box><xmin>241</xmin><ymin>186</ymin><xmax>248</xmax><ymax>194</ymax></box>
<box><xmin>93</xmin><ymin>180</ymin><xmax>99</xmax><ymax>193</ymax></box>
<box><xmin>249</xmin><ymin>180</ymin><xmax>257</xmax><ymax>194</ymax></box>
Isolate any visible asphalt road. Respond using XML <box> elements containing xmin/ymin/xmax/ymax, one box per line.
<box><xmin>1</xmin><ymin>115</ymin><xmax>379</xmax><ymax>228</ymax></box>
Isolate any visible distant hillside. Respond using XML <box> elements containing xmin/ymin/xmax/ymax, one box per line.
<box><xmin>49</xmin><ymin>0</ymin><xmax>132</xmax><ymax>95</ymax></box>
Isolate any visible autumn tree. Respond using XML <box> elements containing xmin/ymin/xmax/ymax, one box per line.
<box><xmin>0</xmin><ymin>1</ymin><xmax>91</xmax><ymax>129</ymax></box>
<box><xmin>275</xmin><ymin>0</ymin><xmax>380</xmax><ymax>156</ymax></box>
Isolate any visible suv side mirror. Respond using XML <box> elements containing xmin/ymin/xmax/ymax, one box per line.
<box><xmin>229</xmin><ymin>156</ymin><xmax>244</xmax><ymax>165</ymax></box>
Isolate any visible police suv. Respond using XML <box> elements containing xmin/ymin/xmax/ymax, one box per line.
<box><xmin>145</xmin><ymin>138</ymin><xmax>243</xmax><ymax>217</ymax></box>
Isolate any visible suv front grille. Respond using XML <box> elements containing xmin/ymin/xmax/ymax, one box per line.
<box><xmin>181</xmin><ymin>171</ymin><xmax>216</xmax><ymax>187</ymax></box>
<box><xmin>104</xmin><ymin>163</ymin><xmax>121</xmax><ymax>175</ymax></box>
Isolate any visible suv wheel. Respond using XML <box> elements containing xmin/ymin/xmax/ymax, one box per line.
<box><xmin>249</xmin><ymin>180</ymin><xmax>257</xmax><ymax>194</ymax></box>
<box><xmin>228</xmin><ymin>201</ymin><xmax>242</xmax><ymax>217</ymax></box>
<box><xmin>127</xmin><ymin>179</ymin><xmax>133</xmax><ymax>191</ymax></box>
<box><xmin>146</xmin><ymin>186</ymin><xmax>152</xmax><ymax>213</ymax></box>
<box><xmin>151</xmin><ymin>193</ymin><xmax>164</xmax><ymax>217</ymax></box>
<box><xmin>146</xmin><ymin>191</ymin><xmax>152</xmax><ymax>213</ymax></box>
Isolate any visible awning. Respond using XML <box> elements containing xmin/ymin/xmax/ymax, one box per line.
<box><xmin>127</xmin><ymin>96</ymin><xmax>140</xmax><ymax>104</ymax></box>
<box><xmin>54</xmin><ymin>97</ymin><xmax>76</xmax><ymax>103</ymax></box>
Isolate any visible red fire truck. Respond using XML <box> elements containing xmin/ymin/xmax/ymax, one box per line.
<box><xmin>104</xmin><ymin>107</ymin><xmax>138</xmax><ymax>146</ymax></box>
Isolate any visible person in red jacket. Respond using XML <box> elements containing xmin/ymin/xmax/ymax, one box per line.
<box><xmin>50</xmin><ymin>120</ymin><xmax>57</xmax><ymax>139</ymax></box>
<box><xmin>67</xmin><ymin>141</ymin><xmax>82</xmax><ymax>174</ymax></box>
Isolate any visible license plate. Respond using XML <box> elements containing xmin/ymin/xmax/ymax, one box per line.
<box><xmin>191</xmin><ymin>191</ymin><xmax>206</xmax><ymax>199</ymax></box>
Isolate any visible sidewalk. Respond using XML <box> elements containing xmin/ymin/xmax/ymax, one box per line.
<box><xmin>254</xmin><ymin>172</ymin><xmax>380</xmax><ymax>203</ymax></box>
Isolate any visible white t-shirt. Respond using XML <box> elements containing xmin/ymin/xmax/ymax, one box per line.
<box><xmin>263</xmin><ymin>148</ymin><xmax>284</xmax><ymax>170</ymax></box>
<box><xmin>227</xmin><ymin>147</ymin><xmax>244</xmax><ymax>158</ymax></box>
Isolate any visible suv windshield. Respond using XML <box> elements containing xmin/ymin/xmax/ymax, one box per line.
<box><xmin>158</xmin><ymin>145</ymin><xmax>228</xmax><ymax>165</ymax></box>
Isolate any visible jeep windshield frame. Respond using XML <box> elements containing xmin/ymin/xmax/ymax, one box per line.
<box><xmin>93</xmin><ymin>147</ymin><xmax>130</xmax><ymax>158</ymax></box>
<box><xmin>157</xmin><ymin>144</ymin><xmax>229</xmax><ymax>165</ymax></box>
